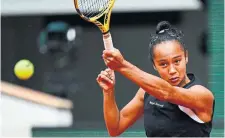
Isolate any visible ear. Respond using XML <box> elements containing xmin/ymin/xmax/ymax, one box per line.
<box><xmin>153</xmin><ymin>64</ymin><xmax>157</xmax><ymax>71</ymax></box>
<box><xmin>185</xmin><ymin>50</ymin><xmax>188</xmax><ymax>64</ymax></box>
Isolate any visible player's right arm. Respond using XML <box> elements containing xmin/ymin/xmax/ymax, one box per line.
<box><xmin>96</xmin><ymin>68</ymin><xmax>145</xmax><ymax>136</ymax></box>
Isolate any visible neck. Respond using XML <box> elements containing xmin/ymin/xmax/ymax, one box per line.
<box><xmin>178</xmin><ymin>74</ymin><xmax>190</xmax><ymax>87</ymax></box>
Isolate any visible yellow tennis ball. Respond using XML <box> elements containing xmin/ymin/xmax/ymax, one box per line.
<box><xmin>14</xmin><ymin>59</ymin><xmax>34</xmax><ymax>80</ymax></box>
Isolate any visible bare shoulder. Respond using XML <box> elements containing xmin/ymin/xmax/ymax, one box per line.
<box><xmin>189</xmin><ymin>85</ymin><xmax>214</xmax><ymax>100</ymax></box>
<box><xmin>189</xmin><ymin>85</ymin><xmax>215</xmax><ymax>112</ymax></box>
<box><xmin>188</xmin><ymin>85</ymin><xmax>214</xmax><ymax>122</ymax></box>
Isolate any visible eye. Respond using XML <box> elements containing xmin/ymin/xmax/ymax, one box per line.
<box><xmin>174</xmin><ymin>60</ymin><xmax>181</xmax><ymax>64</ymax></box>
<box><xmin>159</xmin><ymin>63</ymin><xmax>168</xmax><ymax>67</ymax></box>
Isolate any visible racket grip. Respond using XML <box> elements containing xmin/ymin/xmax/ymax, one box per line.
<box><xmin>103</xmin><ymin>33</ymin><xmax>114</xmax><ymax>51</ymax></box>
<box><xmin>103</xmin><ymin>33</ymin><xmax>115</xmax><ymax>72</ymax></box>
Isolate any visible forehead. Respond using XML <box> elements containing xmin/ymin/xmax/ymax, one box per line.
<box><xmin>153</xmin><ymin>40</ymin><xmax>184</xmax><ymax>60</ymax></box>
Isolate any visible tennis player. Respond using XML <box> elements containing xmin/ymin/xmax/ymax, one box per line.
<box><xmin>96</xmin><ymin>21</ymin><xmax>215</xmax><ymax>137</ymax></box>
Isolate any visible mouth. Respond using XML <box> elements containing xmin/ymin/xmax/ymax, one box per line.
<box><xmin>169</xmin><ymin>77</ymin><xmax>179</xmax><ymax>83</ymax></box>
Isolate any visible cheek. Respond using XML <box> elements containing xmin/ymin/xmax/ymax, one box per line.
<box><xmin>177</xmin><ymin>61</ymin><xmax>187</xmax><ymax>74</ymax></box>
<box><xmin>157</xmin><ymin>69</ymin><xmax>170</xmax><ymax>79</ymax></box>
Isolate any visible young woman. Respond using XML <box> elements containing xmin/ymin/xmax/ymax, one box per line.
<box><xmin>96</xmin><ymin>21</ymin><xmax>215</xmax><ymax>137</ymax></box>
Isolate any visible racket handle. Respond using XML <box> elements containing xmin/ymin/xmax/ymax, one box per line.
<box><xmin>103</xmin><ymin>32</ymin><xmax>114</xmax><ymax>51</ymax></box>
<box><xmin>103</xmin><ymin>32</ymin><xmax>115</xmax><ymax>72</ymax></box>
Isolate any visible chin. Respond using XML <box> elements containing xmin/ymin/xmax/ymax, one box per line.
<box><xmin>172</xmin><ymin>83</ymin><xmax>180</xmax><ymax>86</ymax></box>
<box><xmin>169</xmin><ymin>80</ymin><xmax>182</xmax><ymax>86</ymax></box>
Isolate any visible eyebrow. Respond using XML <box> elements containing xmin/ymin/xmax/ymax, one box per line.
<box><xmin>156</xmin><ymin>55</ymin><xmax>182</xmax><ymax>62</ymax></box>
<box><xmin>173</xmin><ymin>55</ymin><xmax>182</xmax><ymax>59</ymax></box>
<box><xmin>157</xmin><ymin>59</ymin><xmax>167</xmax><ymax>62</ymax></box>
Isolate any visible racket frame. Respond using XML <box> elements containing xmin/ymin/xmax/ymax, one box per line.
<box><xmin>74</xmin><ymin>0</ymin><xmax>115</xmax><ymax>34</ymax></box>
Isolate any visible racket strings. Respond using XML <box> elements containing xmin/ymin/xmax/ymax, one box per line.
<box><xmin>77</xmin><ymin>0</ymin><xmax>110</xmax><ymax>18</ymax></box>
<box><xmin>80</xmin><ymin>0</ymin><xmax>103</xmax><ymax>17</ymax></box>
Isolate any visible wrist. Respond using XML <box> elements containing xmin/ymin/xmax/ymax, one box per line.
<box><xmin>103</xmin><ymin>89</ymin><xmax>115</xmax><ymax>100</ymax></box>
<box><xmin>118</xmin><ymin>60</ymin><xmax>134</xmax><ymax>73</ymax></box>
<box><xmin>103</xmin><ymin>88</ymin><xmax>115</xmax><ymax>95</ymax></box>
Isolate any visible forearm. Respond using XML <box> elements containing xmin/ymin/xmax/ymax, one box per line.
<box><xmin>103</xmin><ymin>89</ymin><xmax>120</xmax><ymax>133</ymax></box>
<box><xmin>118</xmin><ymin>60</ymin><xmax>173</xmax><ymax>100</ymax></box>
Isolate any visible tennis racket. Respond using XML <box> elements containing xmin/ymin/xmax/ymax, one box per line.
<box><xmin>73</xmin><ymin>0</ymin><xmax>115</xmax><ymax>51</ymax></box>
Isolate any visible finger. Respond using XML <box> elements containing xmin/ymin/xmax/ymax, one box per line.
<box><xmin>103</xmin><ymin>57</ymin><xmax>109</xmax><ymax>62</ymax></box>
<box><xmin>102</xmin><ymin>51</ymin><xmax>116</xmax><ymax>60</ymax></box>
<box><xmin>102</xmin><ymin>53</ymin><xmax>114</xmax><ymax>61</ymax></box>
<box><xmin>101</xmin><ymin>70</ymin><xmax>108</xmax><ymax>76</ymax></box>
<box><xmin>97</xmin><ymin>74</ymin><xmax>102</xmax><ymax>81</ymax></box>
<box><xmin>101</xmin><ymin>71</ymin><xmax>113</xmax><ymax>80</ymax></box>
<box><xmin>97</xmin><ymin>74</ymin><xmax>107</xmax><ymax>83</ymax></box>
<box><xmin>104</xmin><ymin>69</ymin><xmax>114</xmax><ymax>79</ymax></box>
<box><xmin>99</xmin><ymin>72</ymin><xmax>109</xmax><ymax>79</ymax></box>
<box><xmin>105</xmin><ymin>68</ymin><xmax>112</xmax><ymax>73</ymax></box>
<box><xmin>103</xmin><ymin>50</ymin><xmax>114</xmax><ymax>56</ymax></box>
<box><xmin>103</xmin><ymin>59</ymin><xmax>107</xmax><ymax>64</ymax></box>
<box><xmin>103</xmin><ymin>48</ymin><xmax>118</xmax><ymax>55</ymax></box>
<box><xmin>103</xmin><ymin>59</ymin><xmax>112</xmax><ymax>67</ymax></box>
<box><xmin>105</xmin><ymin>68</ymin><xmax>113</xmax><ymax>77</ymax></box>
<box><xmin>99</xmin><ymin>74</ymin><xmax>113</xmax><ymax>84</ymax></box>
<box><xmin>96</xmin><ymin>75</ymin><xmax>102</xmax><ymax>83</ymax></box>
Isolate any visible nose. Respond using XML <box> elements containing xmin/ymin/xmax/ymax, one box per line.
<box><xmin>169</xmin><ymin>65</ymin><xmax>177</xmax><ymax>75</ymax></box>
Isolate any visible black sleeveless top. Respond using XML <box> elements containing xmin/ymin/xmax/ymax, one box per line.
<box><xmin>144</xmin><ymin>73</ymin><xmax>214</xmax><ymax>137</ymax></box>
